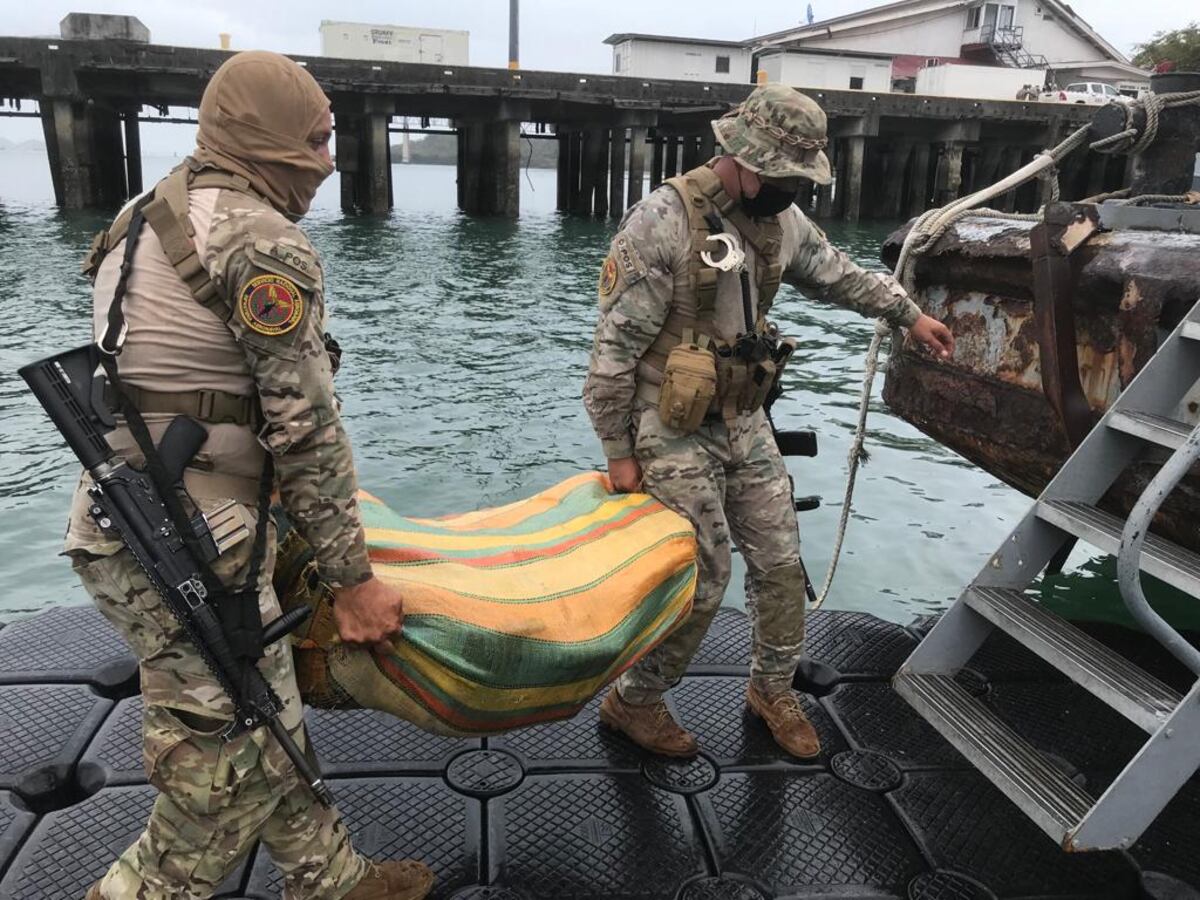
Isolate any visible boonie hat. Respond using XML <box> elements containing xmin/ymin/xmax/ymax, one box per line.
<box><xmin>712</xmin><ymin>83</ymin><xmax>832</xmax><ymax>184</ymax></box>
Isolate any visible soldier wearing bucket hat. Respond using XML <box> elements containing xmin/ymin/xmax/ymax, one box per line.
<box><xmin>584</xmin><ymin>83</ymin><xmax>953</xmax><ymax>760</ymax></box>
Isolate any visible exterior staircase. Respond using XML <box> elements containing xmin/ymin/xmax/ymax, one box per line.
<box><xmin>984</xmin><ymin>25</ymin><xmax>1051</xmax><ymax>70</ymax></box>
<box><xmin>895</xmin><ymin>297</ymin><xmax>1200</xmax><ymax>851</ymax></box>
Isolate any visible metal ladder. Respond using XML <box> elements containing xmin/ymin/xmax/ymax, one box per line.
<box><xmin>894</xmin><ymin>298</ymin><xmax>1200</xmax><ymax>852</ymax></box>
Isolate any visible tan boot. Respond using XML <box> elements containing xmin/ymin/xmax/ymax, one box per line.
<box><xmin>83</xmin><ymin>884</ymin><xmax>102</xmax><ymax>900</ymax></box>
<box><xmin>746</xmin><ymin>683</ymin><xmax>821</xmax><ymax>759</ymax></box>
<box><xmin>342</xmin><ymin>859</ymin><xmax>434</xmax><ymax>900</ymax></box>
<box><xmin>598</xmin><ymin>687</ymin><xmax>699</xmax><ymax>758</ymax></box>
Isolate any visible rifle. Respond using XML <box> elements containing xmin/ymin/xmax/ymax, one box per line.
<box><xmin>21</xmin><ymin>343</ymin><xmax>332</xmax><ymax>806</ymax></box>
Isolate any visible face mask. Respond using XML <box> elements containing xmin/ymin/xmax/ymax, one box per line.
<box><xmin>741</xmin><ymin>182</ymin><xmax>799</xmax><ymax>217</ymax></box>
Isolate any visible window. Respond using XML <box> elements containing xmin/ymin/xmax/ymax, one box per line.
<box><xmin>1103</xmin><ymin>84</ymin><xmax>1119</xmax><ymax>96</ymax></box>
<box><xmin>966</xmin><ymin>6</ymin><xmax>981</xmax><ymax>29</ymax></box>
<box><xmin>614</xmin><ymin>52</ymin><xmax>622</xmax><ymax>72</ymax></box>
<box><xmin>849</xmin><ymin>76</ymin><xmax>865</xmax><ymax>89</ymax></box>
<box><xmin>983</xmin><ymin>3</ymin><xmax>998</xmax><ymax>29</ymax></box>
<box><xmin>999</xmin><ymin>4</ymin><xmax>1014</xmax><ymax>28</ymax></box>
<box><xmin>715</xmin><ymin>55</ymin><xmax>730</xmax><ymax>73</ymax></box>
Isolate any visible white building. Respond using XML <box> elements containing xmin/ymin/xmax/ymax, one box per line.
<box><xmin>320</xmin><ymin>20</ymin><xmax>469</xmax><ymax>65</ymax></box>
<box><xmin>753</xmin><ymin>0</ymin><xmax>1149</xmax><ymax>95</ymax></box>
<box><xmin>603</xmin><ymin>34</ymin><xmax>752</xmax><ymax>84</ymax></box>
<box><xmin>756</xmin><ymin>47</ymin><xmax>893</xmax><ymax>92</ymax></box>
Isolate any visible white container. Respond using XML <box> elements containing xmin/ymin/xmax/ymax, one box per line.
<box><xmin>320</xmin><ymin>20</ymin><xmax>469</xmax><ymax>65</ymax></box>
<box><xmin>916</xmin><ymin>62</ymin><xmax>1047</xmax><ymax>101</ymax></box>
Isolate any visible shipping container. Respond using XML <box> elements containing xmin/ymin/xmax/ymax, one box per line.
<box><xmin>320</xmin><ymin>20</ymin><xmax>469</xmax><ymax>65</ymax></box>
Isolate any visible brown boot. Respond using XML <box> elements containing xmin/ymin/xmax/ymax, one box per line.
<box><xmin>746</xmin><ymin>683</ymin><xmax>821</xmax><ymax>759</ymax></box>
<box><xmin>83</xmin><ymin>884</ymin><xmax>102</xmax><ymax>900</ymax></box>
<box><xmin>598</xmin><ymin>687</ymin><xmax>699</xmax><ymax>757</ymax></box>
<box><xmin>342</xmin><ymin>859</ymin><xmax>434</xmax><ymax>900</ymax></box>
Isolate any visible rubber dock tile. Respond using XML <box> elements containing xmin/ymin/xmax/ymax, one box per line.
<box><xmin>821</xmin><ymin>683</ymin><xmax>969</xmax><ymax>770</ymax></box>
<box><xmin>487</xmin><ymin>772</ymin><xmax>706</xmax><ymax>899</ymax></box>
<box><xmin>0</xmin><ymin>685</ymin><xmax>111</xmax><ymax>800</ymax></box>
<box><xmin>689</xmin><ymin>608</ymin><xmax>753</xmax><ymax>673</ymax></box>
<box><xmin>0</xmin><ymin>791</ymin><xmax>36</xmax><ymax>881</ymax></box>
<box><xmin>889</xmin><ymin>770</ymin><xmax>1138</xmax><ymax>899</ymax></box>
<box><xmin>803</xmin><ymin>611</ymin><xmax>917</xmax><ymax>680</ymax></box>
<box><xmin>1133</xmin><ymin>776</ymin><xmax>1200</xmax><ymax>890</ymax></box>
<box><xmin>983</xmin><ymin>681</ymin><xmax>1148</xmax><ymax>793</ymax></box>
<box><xmin>308</xmin><ymin>707</ymin><xmax>480</xmax><ymax>776</ymax></box>
<box><xmin>669</xmin><ymin>675</ymin><xmax>845</xmax><ymax>768</ymax></box>
<box><xmin>492</xmin><ymin>691</ymin><xmax>644</xmax><ymax>771</ymax></box>
<box><xmin>0</xmin><ymin>785</ymin><xmax>248</xmax><ymax>898</ymax></box>
<box><xmin>694</xmin><ymin>770</ymin><xmax>923</xmax><ymax>898</ymax></box>
<box><xmin>78</xmin><ymin>695</ymin><xmax>145</xmax><ymax>791</ymax></box>
<box><xmin>0</xmin><ymin>605</ymin><xmax>136</xmax><ymax>693</ymax></box>
<box><xmin>245</xmin><ymin>777</ymin><xmax>480</xmax><ymax>899</ymax></box>
<box><xmin>964</xmin><ymin>630</ymin><xmax>1065</xmax><ymax>684</ymax></box>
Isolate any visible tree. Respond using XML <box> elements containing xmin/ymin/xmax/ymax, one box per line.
<box><xmin>1133</xmin><ymin>23</ymin><xmax>1200</xmax><ymax>72</ymax></box>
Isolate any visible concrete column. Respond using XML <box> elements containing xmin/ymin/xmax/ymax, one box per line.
<box><xmin>998</xmin><ymin>146</ymin><xmax>1023</xmax><ymax>212</ymax></box>
<box><xmin>336</xmin><ymin>110</ymin><xmax>361</xmax><ymax>213</ymax></box>
<box><xmin>681</xmin><ymin>134</ymin><xmax>699</xmax><ymax>172</ymax></box>
<box><xmin>363</xmin><ymin>112</ymin><xmax>392</xmax><ymax>214</ymax></box>
<box><xmin>40</xmin><ymin>106</ymin><xmax>65</xmax><ymax>207</ymax></box>
<box><xmin>1015</xmin><ymin>149</ymin><xmax>1039</xmax><ymax>211</ymax></box>
<box><xmin>123</xmin><ymin>110</ymin><xmax>142</xmax><ymax>197</ymax></box>
<box><xmin>935</xmin><ymin>141</ymin><xmax>965</xmax><ymax>206</ymax></box>
<box><xmin>880</xmin><ymin>141</ymin><xmax>910</xmax><ymax>219</ymax></box>
<box><xmin>816</xmin><ymin>137</ymin><xmax>836</xmax><ymax>218</ymax></box>
<box><xmin>487</xmin><ymin>120</ymin><xmax>521</xmax><ymax>218</ymax></box>
<box><xmin>609</xmin><ymin>127</ymin><xmax>626</xmax><ymax>219</ymax></box>
<box><xmin>699</xmin><ymin>131</ymin><xmax>715</xmax><ymax>163</ymax></box>
<box><xmin>576</xmin><ymin>128</ymin><xmax>604</xmax><ymax>216</ymax></box>
<box><xmin>664</xmin><ymin>135</ymin><xmax>679</xmax><ymax>180</ymax></box>
<box><xmin>556</xmin><ymin>129</ymin><xmax>571</xmax><ymax>212</ymax></box>
<box><xmin>907</xmin><ymin>142</ymin><xmax>932</xmax><ymax>217</ymax></box>
<box><xmin>970</xmin><ymin>143</ymin><xmax>1003</xmax><ymax>195</ymax></box>
<box><xmin>628</xmin><ymin>126</ymin><xmax>647</xmax><ymax>207</ymax></box>
<box><xmin>591</xmin><ymin>128</ymin><xmax>610</xmax><ymax>219</ymax></box>
<box><xmin>842</xmin><ymin>135</ymin><xmax>865</xmax><ymax>222</ymax></box>
<box><xmin>650</xmin><ymin>132</ymin><xmax>665</xmax><ymax>190</ymax></box>
<box><xmin>567</xmin><ymin>131</ymin><xmax>584</xmax><ymax>214</ymax></box>
<box><xmin>458</xmin><ymin>122</ymin><xmax>486</xmax><ymax>215</ymax></box>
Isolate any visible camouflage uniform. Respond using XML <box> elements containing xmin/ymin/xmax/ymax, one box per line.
<box><xmin>584</xmin><ymin>86</ymin><xmax>922</xmax><ymax>706</ymax></box>
<box><xmin>66</xmin><ymin>180</ymin><xmax>372</xmax><ymax>899</ymax></box>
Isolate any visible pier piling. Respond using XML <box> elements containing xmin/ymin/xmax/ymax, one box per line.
<box><xmin>627</xmin><ymin>126</ymin><xmax>647</xmax><ymax>207</ymax></box>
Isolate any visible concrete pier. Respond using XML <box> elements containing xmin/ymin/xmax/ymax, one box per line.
<box><xmin>0</xmin><ymin>35</ymin><xmax>1113</xmax><ymax>218</ymax></box>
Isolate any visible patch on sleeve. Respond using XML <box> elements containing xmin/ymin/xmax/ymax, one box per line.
<box><xmin>238</xmin><ymin>274</ymin><xmax>305</xmax><ymax>336</ymax></box>
<box><xmin>598</xmin><ymin>256</ymin><xmax>618</xmax><ymax>296</ymax></box>
<box><xmin>612</xmin><ymin>235</ymin><xmax>647</xmax><ymax>286</ymax></box>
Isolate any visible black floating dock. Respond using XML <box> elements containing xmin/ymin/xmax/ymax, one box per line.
<box><xmin>0</xmin><ymin>603</ymin><xmax>1195</xmax><ymax>899</ymax></box>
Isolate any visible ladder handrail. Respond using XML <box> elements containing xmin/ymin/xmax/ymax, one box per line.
<box><xmin>1118</xmin><ymin>420</ymin><xmax>1200</xmax><ymax>674</ymax></box>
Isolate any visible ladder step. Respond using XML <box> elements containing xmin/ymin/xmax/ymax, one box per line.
<box><xmin>1036</xmin><ymin>499</ymin><xmax>1200</xmax><ymax>597</ymax></box>
<box><xmin>1182</xmin><ymin>322</ymin><xmax>1200</xmax><ymax>341</ymax></box>
<box><xmin>965</xmin><ymin>587</ymin><xmax>1182</xmax><ymax>732</ymax></box>
<box><xmin>1108</xmin><ymin>411</ymin><xmax>1194</xmax><ymax>452</ymax></box>
<box><xmin>894</xmin><ymin>672</ymin><xmax>1094</xmax><ymax>841</ymax></box>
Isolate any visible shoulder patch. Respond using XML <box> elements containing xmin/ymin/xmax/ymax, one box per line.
<box><xmin>246</xmin><ymin>238</ymin><xmax>320</xmax><ymax>290</ymax></box>
<box><xmin>612</xmin><ymin>235</ymin><xmax>647</xmax><ymax>286</ymax></box>
<box><xmin>598</xmin><ymin>256</ymin><xmax>618</xmax><ymax>296</ymax></box>
<box><xmin>239</xmin><ymin>274</ymin><xmax>305</xmax><ymax>336</ymax></box>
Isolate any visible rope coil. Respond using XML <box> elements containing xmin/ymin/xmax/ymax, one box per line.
<box><xmin>807</xmin><ymin>87</ymin><xmax>1200</xmax><ymax>610</ymax></box>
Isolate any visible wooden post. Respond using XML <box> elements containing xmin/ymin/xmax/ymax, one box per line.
<box><xmin>628</xmin><ymin>126</ymin><xmax>647</xmax><ymax>207</ymax></box>
<box><xmin>907</xmin><ymin>142</ymin><xmax>932</xmax><ymax>217</ymax></box>
<box><xmin>556</xmin><ymin>129</ymin><xmax>570</xmax><ymax>211</ymax></box>
<box><xmin>664</xmin><ymin>135</ymin><xmax>679</xmax><ymax>180</ymax></box>
<box><xmin>576</xmin><ymin>128</ymin><xmax>603</xmax><ymax>216</ymax></box>
<box><xmin>880</xmin><ymin>140</ymin><xmax>910</xmax><ymax>219</ymax></box>
<box><xmin>699</xmin><ymin>131</ymin><xmax>715</xmax><ymax>163</ymax></box>
<box><xmin>609</xmin><ymin>127</ymin><xmax>626</xmax><ymax>218</ymax></box>
<box><xmin>650</xmin><ymin>131</ymin><xmax>665</xmax><ymax>190</ymax></box>
<box><xmin>971</xmin><ymin>143</ymin><xmax>1004</xmax><ymax>195</ymax></box>
<box><xmin>935</xmin><ymin>141</ymin><xmax>964</xmax><ymax>205</ymax></box>
<box><xmin>458</xmin><ymin>122</ymin><xmax>486</xmax><ymax>214</ymax></box>
<box><xmin>843</xmin><ymin>135</ymin><xmax>865</xmax><ymax>222</ymax></box>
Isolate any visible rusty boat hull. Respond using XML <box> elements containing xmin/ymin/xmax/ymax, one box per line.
<box><xmin>881</xmin><ymin>214</ymin><xmax>1200</xmax><ymax>554</ymax></box>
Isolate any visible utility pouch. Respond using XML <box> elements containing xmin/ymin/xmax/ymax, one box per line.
<box><xmin>659</xmin><ymin>333</ymin><xmax>718</xmax><ymax>433</ymax></box>
<box><xmin>765</xmin><ymin>336</ymin><xmax>797</xmax><ymax>411</ymax></box>
<box><xmin>741</xmin><ymin>359</ymin><xmax>777</xmax><ymax>413</ymax></box>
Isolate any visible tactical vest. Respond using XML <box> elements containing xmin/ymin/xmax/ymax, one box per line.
<box><xmin>83</xmin><ymin>158</ymin><xmax>267</xmax><ymax>429</ymax></box>
<box><xmin>635</xmin><ymin>163</ymin><xmax>787</xmax><ymax>421</ymax></box>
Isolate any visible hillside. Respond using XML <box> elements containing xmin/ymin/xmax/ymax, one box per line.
<box><xmin>394</xmin><ymin>133</ymin><xmax>558</xmax><ymax>169</ymax></box>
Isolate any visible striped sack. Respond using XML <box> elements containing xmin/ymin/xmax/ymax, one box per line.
<box><xmin>281</xmin><ymin>471</ymin><xmax>697</xmax><ymax>736</ymax></box>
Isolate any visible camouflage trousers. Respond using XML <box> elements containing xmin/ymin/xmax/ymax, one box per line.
<box><xmin>616</xmin><ymin>406</ymin><xmax>807</xmax><ymax>705</ymax></box>
<box><xmin>68</xmin><ymin>493</ymin><xmax>367</xmax><ymax>900</ymax></box>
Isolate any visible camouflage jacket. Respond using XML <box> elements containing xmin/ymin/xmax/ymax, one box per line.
<box><xmin>583</xmin><ymin>185</ymin><xmax>923</xmax><ymax>459</ymax></box>
<box><xmin>69</xmin><ymin>183</ymin><xmax>372</xmax><ymax>588</ymax></box>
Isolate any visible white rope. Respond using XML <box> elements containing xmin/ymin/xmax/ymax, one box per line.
<box><xmin>806</xmin><ymin>90</ymin><xmax>1200</xmax><ymax>609</ymax></box>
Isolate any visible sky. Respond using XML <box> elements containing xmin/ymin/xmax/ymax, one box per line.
<box><xmin>0</xmin><ymin>0</ymin><xmax>1192</xmax><ymax>150</ymax></box>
